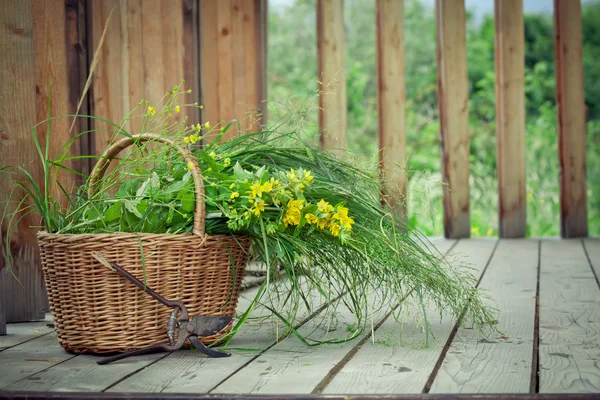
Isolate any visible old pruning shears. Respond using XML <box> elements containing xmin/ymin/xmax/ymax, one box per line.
<box><xmin>92</xmin><ymin>252</ymin><xmax>231</xmax><ymax>365</ymax></box>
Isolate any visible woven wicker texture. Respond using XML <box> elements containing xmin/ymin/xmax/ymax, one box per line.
<box><xmin>37</xmin><ymin>134</ymin><xmax>251</xmax><ymax>354</ymax></box>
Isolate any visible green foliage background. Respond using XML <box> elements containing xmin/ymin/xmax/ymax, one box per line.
<box><xmin>267</xmin><ymin>0</ymin><xmax>600</xmax><ymax>237</ymax></box>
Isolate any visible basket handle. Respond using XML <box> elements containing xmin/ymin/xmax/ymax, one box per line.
<box><xmin>87</xmin><ymin>133</ymin><xmax>206</xmax><ymax>236</ymax></box>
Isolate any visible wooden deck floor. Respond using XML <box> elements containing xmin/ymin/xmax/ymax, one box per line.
<box><xmin>1</xmin><ymin>238</ymin><xmax>600</xmax><ymax>398</ymax></box>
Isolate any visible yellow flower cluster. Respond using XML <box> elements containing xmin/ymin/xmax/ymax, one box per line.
<box><xmin>283</xmin><ymin>199</ymin><xmax>305</xmax><ymax>227</ymax></box>
<box><xmin>304</xmin><ymin>199</ymin><xmax>354</xmax><ymax>237</ymax></box>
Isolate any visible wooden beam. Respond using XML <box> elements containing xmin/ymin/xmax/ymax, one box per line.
<box><xmin>554</xmin><ymin>0</ymin><xmax>588</xmax><ymax>238</ymax></box>
<box><xmin>376</xmin><ymin>0</ymin><xmax>406</xmax><ymax>217</ymax></box>
<box><xmin>435</xmin><ymin>0</ymin><xmax>470</xmax><ymax>239</ymax></box>
<box><xmin>1</xmin><ymin>0</ymin><xmax>80</xmax><ymax>324</ymax></box>
<box><xmin>495</xmin><ymin>0</ymin><xmax>526</xmax><ymax>238</ymax></box>
<box><xmin>317</xmin><ymin>0</ymin><xmax>347</xmax><ymax>152</ymax></box>
<box><xmin>200</xmin><ymin>0</ymin><xmax>266</xmax><ymax>140</ymax></box>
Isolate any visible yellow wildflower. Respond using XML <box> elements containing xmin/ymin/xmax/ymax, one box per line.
<box><xmin>283</xmin><ymin>209</ymin><xmax>301</xmax><ymax>227</ymax></box>
<box><xmin>184</xmin><ymin>136</ymin><xmax>190</xmax><ymax>144</ymax></box>
<box><xmin>229</xmin><ymin>183</ymin><xmax>236</xmax><ymax>189</ymax></box>
<box><xmin>287</xmin><ymin>198</ymin><xmax>305</xmax><ymax>211</ymax></box>
<box><xmin>251</xmin><ymin>199</ymin><xmax>266</xmax><ymax>216</ymax></box>
<box><xmin>187</xmin><ymin>161</ymin><xmax>194</xmax><ymax>171</ymax></box>
<box><xmin>224</xmin><ymin>158</ymin><xmax>231</xmax><ymax>166</ymax></box>
<box><xmin>302</xmin><ymin>170</ymin><xmax>314</xmax><ymax>186</ymax></box>
<box><xmin>305</xmin><ymin>213</ymin><xmax>319</xmax><ymax>225</ymax></box>
<box><xmin>205</xmin><ymin>121</ymin><xmax>211</xmax><ymax>130</ymax></box>
<box><xmin>286</xmin><ymin>169</ymin><xmax>297</xmax><ymax>181</ymax></box>
<box><xmin>230</xmin><ymin>192</ymin><xmax>239</xmax><ymax>199</ymax></box>
<box><xmin>244</xmin><ymin>211</ymin><xmax>250</xmax><ymax>220</ymax></box>
<box><xmin>196</xmin><ymin>123</ymin><xmax>202</xmax><ymax>131</ymax></box>
<box><xmin>175</xmin><ymin>105</ymin><xmax>181</xmax><ymax>113</ymax></box>
<box><xmin>147</xmin><ymin>106</ymin><xmax>156</xmax><ymax>116</ymax></box>
<box><xmin>209</xmin><ymin>151</ymin><xmax>216</xmax><ymax>158</ymax></box>
<box><xmin>249</xmin><ymin>182</ymin><xmax>263</xmax><ymax>198</ymax></box>
<box><xmin>329</xmin><ymin>223</ymin><xmax>341</xmax><ymax>237</ymax></box>
<box><xmin>339</xmin><ymin>215</ymin><xmax>354</xmax><ymax>230</ymax></box>
<box><xmin>270</xmin><ymin>177</ymin><xmax>281</xmax><ymax>188</ymax></box>
<box><xmin>260</xmin><ymin>181</ymin><xmax>273</xmax><ymax>193</ymax></box>
<box><xmin>317</xmin><ymin>217</ymin><xmax>328</xmax><ymax>230</ymax></box>
<box><xmin>317</xmin><ymin>199</ymin><xmax>334</xmax><ymax>213</ymax></box>
<box><xmin>333</xmin><ymin>206</ymin><xmax>349</xmax><ymax>220</ymax></box>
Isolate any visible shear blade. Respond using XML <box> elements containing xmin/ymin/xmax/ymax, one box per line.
<box><xmin>192</xmin><ymin>316</ymin><xmax>232</xmax><ymax>336</ymax></box>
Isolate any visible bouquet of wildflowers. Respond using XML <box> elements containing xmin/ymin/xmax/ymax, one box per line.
<box><xmin>2</xmin><ymin>83</ymin><xmax>497</xmax><ymax>345</ymax></box>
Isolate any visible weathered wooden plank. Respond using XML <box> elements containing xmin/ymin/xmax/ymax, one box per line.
<box><xmin>435</xmin><ymin>0</ymin><xmax>470</xmax><ymax>239</ymax></box>
<box><xmin>5</xmin><ymin>286</ymin><xmax>260</xmax><ymax>392</ymax></box>
<box><xmin>495</xmin><ymin>0</ymin><xmax>526</xmax><ymax>238</ymax></box>
<box><xmin>0</xmin><ymin>333</ymin><xmax>76</xmax><ymax>389</ymax></box>
<box><xmin>182</xmin><ymin>0</ymin><xmax>199</xmax><ymax>125</ymax></box>
<box><xmin>89</xmin><ymin>0</ymin><xmax>125</xmax><ymax>154</ymax></box>
<box><xmin>3</xmin><ymin>349</ymin><xmax>164</xmax><ymax>392</ymax></box>
<box><xmin>216</xmin><ymin>0</ymin><xmax>234</xmax><ymax>137</ymax></box>
<box><xmin>430</xmin><ymin>239</ymin><xmax>537</xmax><ymax>393</ymax></box>
<box><xmin>583</xmin><ymin>238</ymin><xmax>600</xmax><ymax>275</ymax></box>
<box><xmin>0</xmin><ymin>0</ymin><xmax>72</xmax><ymax>324</ymax></box>
<box><xmin>199</xmin><ymin>0</ymin><xmax>219</xmax><ymax>133</ymax></box>
<box><xmin>214</xmin><ymin>240</ymin><xmax>462</xmax><ymax>395</ymax></box>
<box><xmin>539</xmin><ymin>239</ymin><xmax>600</xmax><ymax>392</ymax></box>
<box><xmin>554</xmin><ymin>0</ymin><xmax>588</xmax><ymax>238</ymax></box>
<box><xmin>0</xmin><ymin>316</ymin><xmax>53</xmax><ymax>352</ymax></box>
<box><xmin>321</xmin><ymin>239</ymin><xmax>495</xmax><ymax>394</ymax></box>
<box><xmin>106</xmin><ymin>284</ymin><xmax>326</xmax><ymax>393</ymax></box>
<box><xmin>376</xmin><ymin>0</ymin><xmax>406</xmax><ymax>217</ymax></box>
<box><xmin>317</xmin><ymin>0</ymin><xmax>347</xmax><ymax>152</ymax></box>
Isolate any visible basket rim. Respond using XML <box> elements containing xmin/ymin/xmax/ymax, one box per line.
<box><xmin>36</xmin><ymin>230</ymin><xmax>251</xmax><ymax>240</ymax></box>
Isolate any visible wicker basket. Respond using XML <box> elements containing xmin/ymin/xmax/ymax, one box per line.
<box><xmin>37</xmin><ymin>134</ymin><xmax>251</xmax><ymax>354</ymax></box>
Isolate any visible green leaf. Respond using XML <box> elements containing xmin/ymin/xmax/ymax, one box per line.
<box><xmin>181</xmin><ymin>192</ymin><xmax>195</xmax><ymax>212</ymax></box>
<box><xmin>199</xmin><ymin>150</ymin><xmax>220</xmax><ymax>172</ymax></box>
<box><xmin>104</xmin><ymin>200</ymin><xmax>122</xmax><ymax>222</ymax></box>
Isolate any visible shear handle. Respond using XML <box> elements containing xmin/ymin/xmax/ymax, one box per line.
<box><xmin>96</xmin><ymin>343</ymin><xmax>171</xmax><ymax>365</ymax></box>
<box><xmin>92</xmin><ymin>252</ymin><xmax>188</xmax><ymax>319</ymax></box>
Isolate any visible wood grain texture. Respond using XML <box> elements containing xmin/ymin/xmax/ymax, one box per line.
<box><xmin>317</xmin><ymin>0</ymin><xmax>347</xmax><ymax>152</ymax></box>
<box><xmin>0</xmin><ymin>0</ymin><xmax>80</xmax><ymax>323</ymax></box>
<box><xmin>90</xmin><ymin>0</ymin><xmax>186</xmax><ymax>153</ymax></box>
<box><xmin>106</xmin><ymin>284</ymin><xmax>324</xmax><ymax>393</ymax></box>
<box><xmin>431</xmin><ymin>239</ymin><xmax>537</xmax><ymax>393</ymax></box>
<box><xmin>539</xmin><ymin>239</ymin><xmax>600</xmax><ymax>392</ymax></box>
<box><xmin>322</xmin><ymin>239</ymin><xmax>495</xmax><ymax>394</ymax></box>
<box><xmin>554</xmin><ymin>0</ymin><xmax>588</xmax><ymax>238</ymax></box>
<box><xmin>0</xmin><ymin>333</ymin><xmax>75</xmax><ymax>389</ymax></box>
<box><xmin>583</xmin><ymin>238</ymin><xmax>600</xmax><ymax>275</ymax></box>
<box><xmin>495</xmin><ymin>0</ymin><xmax>526</xmax><ymax>238</ymax></box>
<box><xmin>0</xmin><ymin>317</ymin><xmax>53</xmax><ymax>352</ymax></box>
<box><xmin>376</xmin><ymin>0</ymin><xmax>406</xmax><ymax>218</ymax></box>
<box><xmin>200</xmin><ymin>0</ymin><xmax>265</xmax><ymax>141</ymax></box>
<box><xmin>213</xmin><ymin>299</ymin><xmax>389</xmax><ymax>394</ymax></box>
<box><xmin>435</xmin><ymin>0</ymin><xmax>470</xmax><ymax>239</ymax></box>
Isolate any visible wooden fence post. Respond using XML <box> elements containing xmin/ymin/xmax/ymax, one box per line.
<box><xmin>554</xmin><ymin>0</ymin><xmax>588</xmax><ymax>238</ymax></box>
<box><xmin>317</xmin><ymin>0</ymin><xmax>347</xmax><ymax>152</ymax></box>
<box><xmin>377</xmin><ymin>0</ymin><xmax>406</xmax><ymax>217</ymax></box>
<box><xmin>495</xmin><ymin>0</ymin><xmax>527</xmax><ymax>238</ymax></box>
<box><xmin>200</xmin><ymin>0</ymin><xmax>266</xmax><ymax>140</ymax></box>
<box><xmin>435</xmin><ymin>0</ymin><xmax>471</xmax><ymax>238</ymax></box>
<box><xmin>1</xmin><ymin>0</ymin><xmax>81</xmax><ymax>326</ymax></box>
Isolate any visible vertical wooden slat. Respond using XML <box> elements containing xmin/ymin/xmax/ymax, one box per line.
<box><xmin>183</xmin><ymin>0</ymin><xmax>199</xmax><ymax>125</ymax></box>
<box><xmin>376</xmin><ymin>0</ymin><xmax>406</xmax><ymax>217</ymax></box>
<box><xmin>216</xmin><ymin>0</ymin><xmax>234</xmax><ymax>136</ymax></box>
<box><xmin>231</xmin><ymin>0</ymin><xmax>246</xmax><ymax>135</ymax></box>
<box><xmin>1</xmin><ymin>0</ymin><xmax>78</xmax><ymax>325</ymax></box>
<box><xmin>90</xmin><ymin>0</ymin><xmax>125</xmax><ymax>152</ymax></box>
<box><xmin>200</xmin><ymin>1</ymin><xmax>219</xmax><ymax>133</ymax></box>
<box><xmin>200</xmin><ymin>0</ymin><xmax>266</xmax><ymax>140</ymax></box>
<box><xmin>435</xmin><ymin>0</ymin><xmax>470</xmax><ymax>239</ymax></box>
<box><xmin>317</xmin><ymin>0</ymin><xmax>347</xmax><ymax>152</ymax></box>
<box><xmin>90</xmin><ymin>0</ymin><xmax>186</xmax><ymax>150</ymax></box>
<box><xmin>554</xmin><ymin>0</ymin><xmax>588</xmax><ymax>238</ymax></box>
<box><xmin>495</xmin><ymin>0</ymin><xmax>526</xmax><ymax>238</ymax></box>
